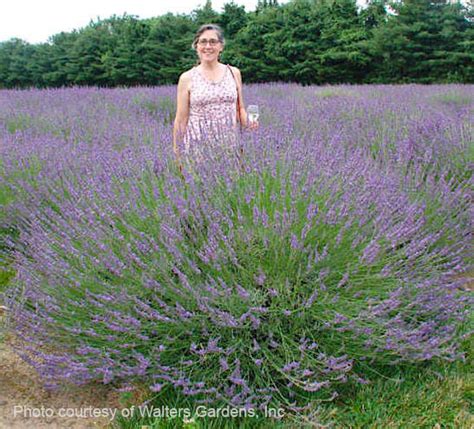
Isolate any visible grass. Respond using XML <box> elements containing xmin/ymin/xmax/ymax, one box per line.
<box><xmin>0</xmin><ymin>268</ymin><xmax>15</xmax><ymax>294</ymax></box>
<box><xmin>110</xmin><ymin>334</ymin><xmax>473</xmax><ymax>428</ymax></box>
<box><xmin>314</xmin><ymin>87</ymin><xmax>359</xmax><ymax>99</ymax></box>
<box><xmin>320</xmin><ymin>341</ymin><xmax>473</xmax><ymax>428</ymax></box>
<box><xmin>0</xmin><ymin>222</ymin><xmax>18</xmax><ymax>299</ymax></box>
<box><xmin>132</xmin><ymin>95</ymin><xmax>176</xmax><ymax>124</ymax></box>
<box><xmin>5</xmin><ymin>114</ymin><xmax>33</xmax><ymax>134</ymax></box>
<box><xmin>432</xmin><ymin>92</ymin><xmax>473</xmax><ymax>109</ymax></box>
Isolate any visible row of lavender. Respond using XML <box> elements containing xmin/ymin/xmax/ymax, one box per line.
<box><xmin>0</xmin><ymin>85</ymin><xmax>472</xmax><ymax>412</ymax></box>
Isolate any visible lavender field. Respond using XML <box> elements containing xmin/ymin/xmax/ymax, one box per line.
<box><xmin>0</xmin><ymin>84</ymin><xmax>473</xmax><ymax>425</ymax></box>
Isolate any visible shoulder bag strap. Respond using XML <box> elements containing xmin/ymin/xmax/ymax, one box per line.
<box><xmin>226</xmin><ymin>64</ymin><xmax>245</xmax><ymax>168</ymax></box>
<box><xmin>226</xmin><ymin>64</ymin><xmax>242</xmax><ymax>126</ymax></box>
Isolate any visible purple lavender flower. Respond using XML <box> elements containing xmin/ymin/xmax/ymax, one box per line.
<box><xmin>1</xmin><ymin>84</ymin><xmax>472</xmax><ymax>411</ymax></box>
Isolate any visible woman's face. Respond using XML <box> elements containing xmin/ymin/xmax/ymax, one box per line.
<box><xmin>196</xmin><ymin>29</ymin><xmax>223</xmax><ymax>63</ymax></box>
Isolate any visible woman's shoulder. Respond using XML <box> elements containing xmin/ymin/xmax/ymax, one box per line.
<box><xmin>177</xmin><ymin>68</ymin><xmax>196</xmax><ymax>91</ymax></box>
<box><xmin>226</xmin><ymin>64</ymin><xmax>240</xmax><ymax>73</ymax></box>
<box><xmin>179</xmin><ymin>67</ymin><xmax>195</xmax><ymax>80</ymax></box>
<box><xmin>226</xmin><ymin>65</ymin><xmax>242</xmax><ymax>80</ymax></box>
<box><xmin>179</xmin><ymin>68</ymin><xmax>195</xmax><ymax>83</ymax></box>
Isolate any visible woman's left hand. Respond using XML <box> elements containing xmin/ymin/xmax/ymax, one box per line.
<box><xmin>247</xmin><ymin>120</ymin><xmax>259</xmax><ymax>131</ymax></box>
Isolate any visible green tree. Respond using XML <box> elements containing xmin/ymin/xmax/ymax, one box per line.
<box><xmin>370</xmin><ymin>0</ymin><xmax>473</xmax><ymax>82</ymax></box>
<box><xmin>0</xmin><ymin>0</ymin><xmax>472</xmax><ymax>87</ymax></box>
<box><xmin>41</xmin><ymin>31</ymin><xmax>79</xmax><ymax>87</ymax></box>
<box><xmin>232</xmin><ymin>0</ymin><xmax>370</xmax><ymax>84</ymax></box>
<box><xmin>311</xmin><ymin>0</ymin><xmax>371</xmax><ymax>83</ymax></box>
<box><xmin>191</xmin><ymin>0</ymin><xmax>220</xmax><ymax>25</ymax></box>
<box><xmin>360</xmin><ymin>0</ymin><xmax>388</xmax><ymax>29</ymax></box>
<box><xmin>0</xmin><ymin>38</ymin><xmax>35</xmax><ymax>88</ymax></box>
<box><xmin>26</xmin><ymin>43</ymin><xmax>55</xmax><ymax>87</ymax></box>
<box><xmin>228</xmin><ymin>3</ymin><xmax>285</xmax><ymax>82</ymax></box>
<box><xmin>142</xmin><ymin>14</ymin><xmax>195</xmax><ymax>85</ymax></box>
<box><xmin>99</xmin><ymin>15</ymin><xmax>150</xmax><ymax>86</ymax></box>
<box><xmin>66</xmin><ymin>19</ymin><xmax>117</xmax><ymax>86</ymax></box>
<box><xmin>219</xmin><ymin>2</ymin><xmax>248</xmax><ymax>37</ymax></box>
<box><xmin>257</xmin><ymin>0</ymin><xmax>280</xmax><ymax>12</ymax></box>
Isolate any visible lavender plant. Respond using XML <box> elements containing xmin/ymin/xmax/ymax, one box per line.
<box><xmin>0</xmin><ymin>84</ymin><xmax>472</xmax><ymax>414</ymax></box>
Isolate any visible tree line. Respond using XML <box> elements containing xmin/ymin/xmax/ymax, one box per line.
<box><xmin>0</xmin><ymin>0</ymin><xmax>472</xmax><ymax>88</ymax></box>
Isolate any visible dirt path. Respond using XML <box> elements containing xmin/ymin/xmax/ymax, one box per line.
<box><xmin>0</xmin><ymin>332</ymin><xmax>121</xmax><ymax>429</ymax></box>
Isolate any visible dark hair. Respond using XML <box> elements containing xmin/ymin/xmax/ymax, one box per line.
<box><xmin>191</xmin><ymin>24</ymin><xmax>225</xmax><ymax>50</ymax></box>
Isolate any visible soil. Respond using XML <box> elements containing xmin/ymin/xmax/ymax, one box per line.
<box><xmin>0</xmin><ymin>327</ymin><xmax>122</xmax><ymax>429</ymax></box>
<box><xmin>458</xmin><ymin>273</ymin><xmax>474</xmax><ymax>291</ymax></box>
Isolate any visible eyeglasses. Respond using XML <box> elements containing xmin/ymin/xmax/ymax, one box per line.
<box><xmin>197</xmin><ymin>38</ymin><xmax>220</xmax><ymax>47</ymax></box>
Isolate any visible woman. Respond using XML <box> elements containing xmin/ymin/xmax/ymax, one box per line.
<box><xmin>173</xmin><ymin>24</ymin><xmax>256</xmax><ymax>163</ymax></box>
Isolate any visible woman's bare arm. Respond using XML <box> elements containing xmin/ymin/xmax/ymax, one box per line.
<box><xmin>231</xmin><ymin>66</ymin><xmax>249</xmax><ymax>128</ymax></box>
<box><xmin>173</xmin><ymin>72</ymin><xmax>191</xmax><ymax>156</ymax></box>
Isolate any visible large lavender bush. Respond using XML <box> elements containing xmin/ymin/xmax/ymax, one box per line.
<box><xmin>0</xmin><ymin>84</ymin><xmax>472</xmax><ymax>412</ymax></box>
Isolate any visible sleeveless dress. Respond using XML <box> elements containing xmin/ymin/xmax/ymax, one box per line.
<box><xmin>183</xmin><ymin>65</ymin><xmax>238</xmax><ymax>161</ymax></box>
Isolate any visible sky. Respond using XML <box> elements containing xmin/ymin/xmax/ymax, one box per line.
<box><xmin>1</xmin><ymin>0</ymin><xmax>290</xmax><ymax>44</ymax></box>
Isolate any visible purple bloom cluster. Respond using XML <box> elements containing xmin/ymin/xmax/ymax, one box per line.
<box><xmin>0</xmin><ymin>84</ymin><xmax>472</xmax><ymax>410</ymax></box>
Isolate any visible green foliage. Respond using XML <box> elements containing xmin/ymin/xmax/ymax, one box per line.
<box><xmin>0</xmin><ymin>1</ymin><xmax>472</xmax><ymax>87</ymax></box>
<box><xmin>191</xmin><ymin>0</ymin><xmax>220</xmax><ymax>25</ymax></box>
<box><xmin>0</xmin><ymin>268</ymin><xmax>15</xmax><ymax>295</ymax></box>
<box><xmin>133</xmin><ymin>95</ymin><xmax>177</xmax><ymax>124</ymax></box>
<box><xmin>66</xmin><ymin>19</ymin><xmax>118</xmax><ymax>86</ymax></box>
<box><xmin>142</xmin><ymin>14</ymin><xmax>195</xmax><ymax>85</ymax></box>
<box><xmin>369</xmin><ymin>0</ymin><xmax>473</xmax><ymax>83</ymax></box>
<box><xmin>111</xmin><ymin>332</ymin><xmax>474</xmax><ymax>428</ymax></box>
<box><xmin>219</xmin><ymin>2</ymin><xmax>248</xmax><ymax>37</ymax></box>
<box><xmin>49</xmin><ymin>32</ymin><xmax>80</xmax><ymax>87</ymax></box>
<box><xmin>321</xmin><ymin>334</ymin><xmax>474</xmax><ymax>428</ymax></box>
<box><xmin>0</xmin><ymin>38</ymin><xmax>35</xmax><ymax>88</ymax></box>
<box><xmin>5</xmin><ymin>114</ymin><xmax>32</xmax><ymax>133</ymax></box>
<box><xmin>100</xmin><ymin>15</ymin><xmax>151</xmax><ymax>86</ymax></box>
